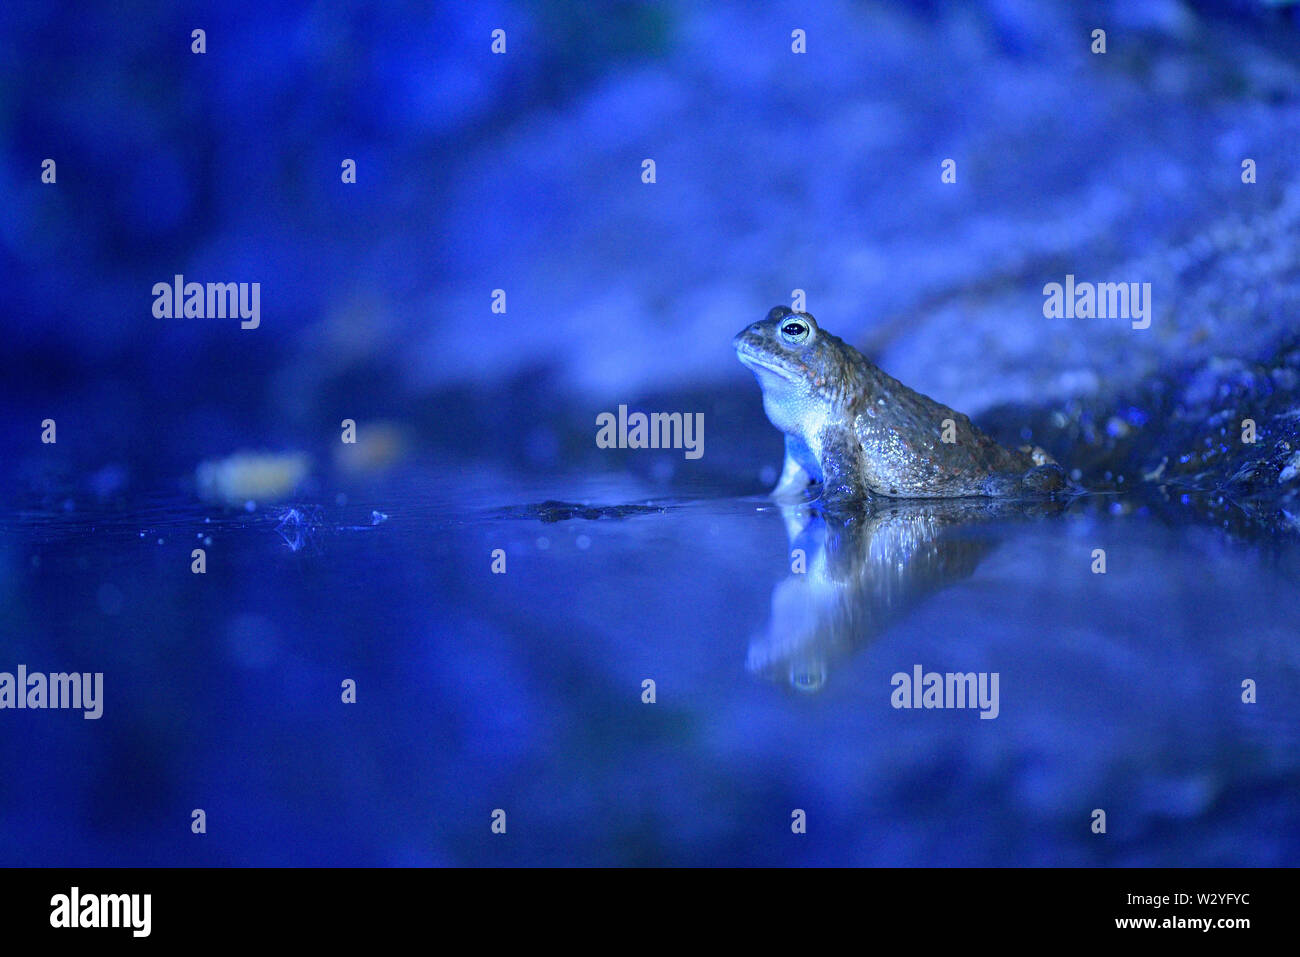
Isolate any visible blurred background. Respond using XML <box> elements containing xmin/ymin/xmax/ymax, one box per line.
<box><xmin>0</xmin><ymin>0</ymin><xmax>1298</xmax><ymax>866</ymax></box>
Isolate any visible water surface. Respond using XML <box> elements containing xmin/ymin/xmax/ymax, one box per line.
<box><xmin>2</xmin><ymin>474</ymin><xmax>1296</xmax><ymax>865</ymax></box>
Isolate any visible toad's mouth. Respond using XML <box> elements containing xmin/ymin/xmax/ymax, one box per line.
<box><xmin>735</xmin><ymin>345</ymin><xmax>802</xmax><ymax>383</ymax></box>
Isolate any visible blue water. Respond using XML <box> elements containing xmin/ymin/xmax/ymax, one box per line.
<box><xmin>2</xmin><ymin>476</ymin><xmax>1296</xmax><ymax>865</ymax></box>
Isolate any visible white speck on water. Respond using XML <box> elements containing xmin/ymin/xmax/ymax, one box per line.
<box><xmin>156</xmin><ymin>538</ymin><xmax>164</xmax><ymax>545</ymax></box>
<box><xmin>576</xmin><ymin>535</ymin><xmax>591</xmax><ymax>550</ymax></box>
<box><xmin>244</xmin><ymin>500</ymin><xmax>256</xmax><ymax>512</ymax></box>
<box><xmin>371</xmin><ymin>510</ymin><xmax>388</xmax><ymax>525</ymax></box>
<box><xmin>537</xmin><ymin>536</ymin><xmax>551</xmax><ymax>550</ymax></box>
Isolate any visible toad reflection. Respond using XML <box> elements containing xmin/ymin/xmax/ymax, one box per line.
<box><xmin>747</xmin><ymin>498</ymin><xmax>1063</xmax><ymax>692</ymax></box>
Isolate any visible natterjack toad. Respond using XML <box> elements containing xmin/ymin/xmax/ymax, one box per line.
<box><xmin>735</xmin><ymin>307</ymin><xmax>1065</xmax><ymax>502</ymax></box>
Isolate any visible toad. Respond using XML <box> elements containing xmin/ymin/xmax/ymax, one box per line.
<box><xmin>735</xmin><ymin>307</ymin><xmax>1065</xmax><ymax>502</ymax></box>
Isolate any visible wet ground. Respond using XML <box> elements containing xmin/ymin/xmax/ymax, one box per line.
<box><xmin>2</xmin><ymin>472</ymin><xmax>1296</xmax><ymax>866</ymax></box>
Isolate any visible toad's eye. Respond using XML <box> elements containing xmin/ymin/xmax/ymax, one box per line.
<box><xmin>780</xmin><ymin>319</ymin><xmax>810</xmax><ymax>344</ymax></box>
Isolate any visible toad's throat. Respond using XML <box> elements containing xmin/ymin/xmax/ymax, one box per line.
<box><xmin>737</xmin><ymin>349</ymin><xmax>801</xmax><ymax>383</ymax></box>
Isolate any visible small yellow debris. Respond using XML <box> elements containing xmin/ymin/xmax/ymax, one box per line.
<box><xmin>334</xmin><ymin>421</ymin><xmax>408</xmax><ymax>475</ymax></box>
<box><xmin>1018</xmin><ymin>444</ymin><xmax>1058</xmax><ymax>467</ymax></box>
<box><xmin>196</xmin><ymin>451</ymin><xmax>311</xmax><ymax>506</ymax></box>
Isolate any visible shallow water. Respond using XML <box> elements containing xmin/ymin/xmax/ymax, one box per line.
<box><xmin>1</xmin><ymin>474</ymin><xmax>1297</xmax><ymax>866</ymax></box>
